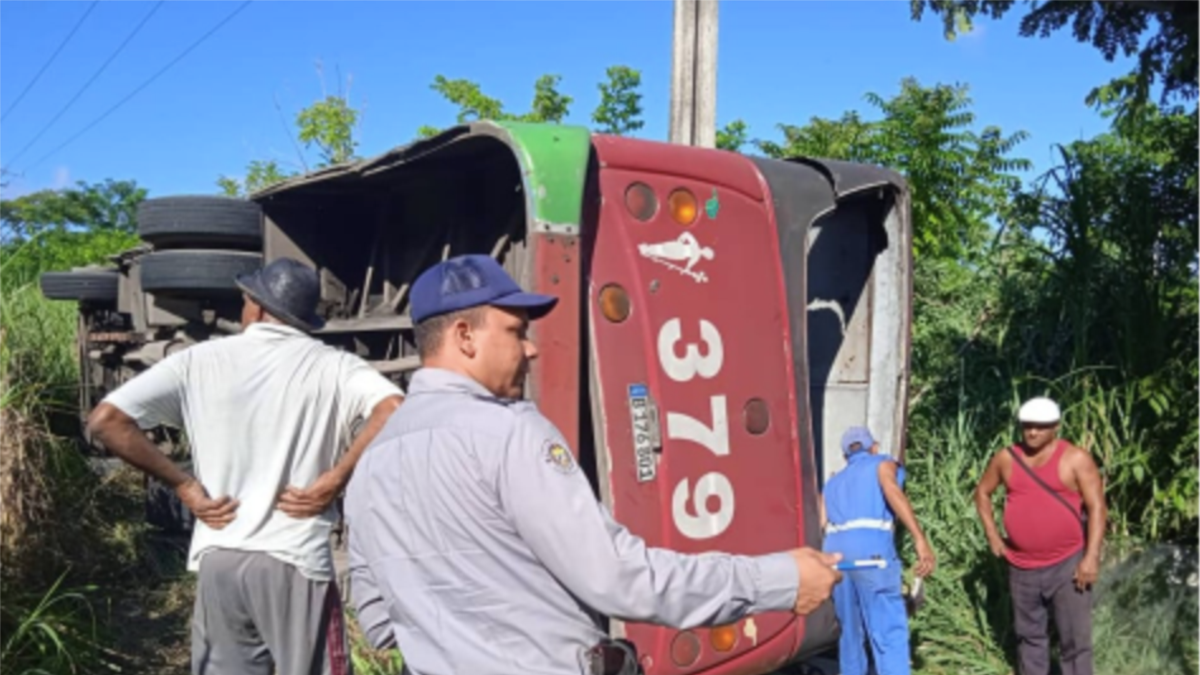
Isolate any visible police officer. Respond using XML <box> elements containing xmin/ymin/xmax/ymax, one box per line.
<box><xmin>821</xmin><ymin>426</ymin><xmax>935</xmax><ymax>675</ymax></box>
<box><xmin>345</xmin><ymin>254</ymin><xmax>843</xmax><ymax>675</ymax></box>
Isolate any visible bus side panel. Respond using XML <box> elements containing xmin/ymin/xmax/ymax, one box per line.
<box><xmin>527</xmin><ymin>231</ymin><xmax>584</xmax><ymax>461</ymax></box>
<box><xmin>749</xmin><ymin>157</ymin><xmax>841</xmax><ymax>659</ymax></box>
<box><xmin>586</xmin><ymin>136</ymin><xmax>806</xmax><ymax>675</ymax></box>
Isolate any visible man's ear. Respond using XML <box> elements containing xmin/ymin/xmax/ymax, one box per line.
<box><xmin>453</xmin><ymin>317</ymin><xmax>478</xmax><ymax>358</ymax></box>
<box><xmin>242</xmin><ymin>294</ymin><xmax>265</xmax><ymax>323</ymax></box>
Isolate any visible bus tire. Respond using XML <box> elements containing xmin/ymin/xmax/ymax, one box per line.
<box><xmin>137</xmin><ymin>196</ymin><xmax>262</xmax><ymax>249</ymax></box>
<box><xmin>139</xmin><ymin>250</ymin><xmax>262</xmax><ymax>298</ymax></box>
<box><xmin>39</xmin><ymin>269</ymin><xmax>120</xmax><ymax>303</ymax></box>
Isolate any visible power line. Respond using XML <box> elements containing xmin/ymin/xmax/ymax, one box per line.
<box><xmin>6</xmin><ymin>1</ymin><xmax>166</xmax><ymax>168</ymax></box>
<box><xmin>23</xmin><ymin>1</ymin><xmax>253</xmax><ymax>174</ymax></box>
<box><xmin>2</xmin><ymin>1</ymin><xmax>100</xmax><ymax>123</ymax></box>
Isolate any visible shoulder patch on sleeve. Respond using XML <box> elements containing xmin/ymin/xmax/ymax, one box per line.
<box><xmin>542</xmin><ymin>439</ymin><xmax>579</xmax><ymax>475</ymax></box>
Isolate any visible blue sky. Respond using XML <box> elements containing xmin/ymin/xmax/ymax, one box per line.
<box><xmin>1</xmin><ymin>1</ymin><xmax>1134</xmax><ymax>199</ymax></box>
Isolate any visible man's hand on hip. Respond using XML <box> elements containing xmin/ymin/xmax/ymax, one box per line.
<box><xmin>176</xmin><ymin>479</ymin><xmax>239</xmax><ymax>529</ymax></box>
<box><xmin>277</xmin><ymin>468</ymin><xmax>346</xmax><ymax>518</ymax></box>
<box><xmin>790</xmin><ymin>548</ymin><xmax>843</xmax><ymax>615</ymax></box>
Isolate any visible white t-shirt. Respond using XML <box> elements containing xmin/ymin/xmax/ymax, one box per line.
<box><xmin>104</xmin><ymin>322</ymin><xmax>403</xmax><ymax>581</ymax></box>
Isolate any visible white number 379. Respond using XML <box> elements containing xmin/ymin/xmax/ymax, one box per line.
<box><xmin>656</xmin><ymin>318</ymin><xmax>734</xmax><ymax>540</ymax></box>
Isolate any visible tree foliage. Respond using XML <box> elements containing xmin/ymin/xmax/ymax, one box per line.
<box><xmin>296</xmin><ymin>94</ymin><xmax>360</xmax><ymax>166</ymax></box>
<box><xmin>715</xmin><ymin>119</ymin><xmax>749</xmax><ymax>152</ymax></box>
<box><xmin>418</xmin><ymin>66</ymin><xmax>647</xmax><ymax>139</ymax></box>
<box><xmin>758</xmin><ymin>78</ymin><xmax>1031</xmax><ymax>262</ymax></box>
<box><xmin>218</xmin><ymin>68</ymin><xmax>362</xmax><ymax>197</ymax></box>
<box><xmin>0</xmin><ymin>179</ymin><xmax>146</xmax><ymax>243</ymax></box>
<box><xmin>226</xmin><ymin>66</ymin><xmax>653</xmax><ymax>194</ymax></box>
<box><xmin>0</xmin><ymin>180</ymin><xmax>144</xmax><ymax>291</ymax></box>
<box><xmin>911</xmin><ymin>1</ymin><xmax>1199</xmax><ymax>107</ymax></box>
<box><xmin>592</xmin><ymin>66</ymin><xmax>645</xmax><ymax>136</ymax></box>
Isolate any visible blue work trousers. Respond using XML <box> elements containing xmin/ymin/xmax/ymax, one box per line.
<box><xmin>833</xmin><ymin>563</ymin><xmax>910</xmax><ymax>675</ymax></box>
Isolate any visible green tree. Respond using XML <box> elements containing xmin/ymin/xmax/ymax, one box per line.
<box><xmin>911</xmin><ymin>1</ymin><xmax>1199</xmax><ymax>109</ymax></box>
<box><xmin>0</xmin><ymin>179</ymin><xmax>146</xmax><ymax>243</ymax></box>
<box><xmin>296</xmin><ymin>94</ymin><xmax>360</xmax><ymax>166</ymax></box>
<box><xmin>218</xmin><ymin>160</ymin><xmax>292</xmax><ymax>198</ymax></box>
<box><xmin>757</xmin><ymin>78</ymin><xmax>1031</xmax><ymax>262</ymax></box>
<box><xmin>217</xmin><ymin>67</ymin><xmax>362</xmax><ymax>197</ymax></box>
<box><xmin>419</xmin><ymin>66</ymin><xmax>647</xmax><ymax>139</ymax></box>
<box><xmin>415</xmin><ymin>73</ymin><xmax>573</xmax><ymax>139</ymax></box>
<box><xmin>0</xmin><ymin>179</ymin><xmax>144</xmax><ymax>290</ymax></box>
<box><xmin>715</xmin><ymin>119</ymin><xmax>749</xmax><ymax>152</ymax></box>
<box><xmin>593</xmin><ymin>66</ymin><xmax>645</xmax><ymax>136</ymax></box>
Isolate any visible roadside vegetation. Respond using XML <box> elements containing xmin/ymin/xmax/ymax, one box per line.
<box><xmin>2</xmin><ymin>3</ymin><xmax>1195</xmax><ymax>674</ymax></box>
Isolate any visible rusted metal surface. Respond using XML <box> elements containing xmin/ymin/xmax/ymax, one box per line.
<box><xmin>525</xmin><ymin>232</ymin><xmax>584</xmax><ymax>456</ymax></box>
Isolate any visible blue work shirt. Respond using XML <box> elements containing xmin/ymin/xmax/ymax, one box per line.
<box><xmin>344</xmin><ymin>367</ymin><xmax>800</xmax><ymax>675</ymax></box>
<box><xmin>821</xmin><ymin>452</ymin><xmax>903</xmax><ymax>562</ymax></box>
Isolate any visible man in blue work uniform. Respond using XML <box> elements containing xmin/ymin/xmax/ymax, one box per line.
<box><xmin>345</xmin><ymin>254</ymin><xmax>844</xmax><ymax>675</ymax></box>
<box><xmin>822</xmin><ymin>427</ymin><xmax>936</xmax><ymax>675</ymax></box>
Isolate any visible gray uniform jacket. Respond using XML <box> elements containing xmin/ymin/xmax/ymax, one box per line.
<box><xmin>345</xmin><ymin>368</ymin><xmax>799</xmax><ymax>675</ymax></box>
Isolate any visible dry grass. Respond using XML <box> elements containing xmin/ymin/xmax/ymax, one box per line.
<box><xmin>0</xmin><ymin>404</ymin><xmax>51</xmax><ymax>563</ymax></box>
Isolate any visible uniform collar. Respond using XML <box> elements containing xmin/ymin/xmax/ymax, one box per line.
<box><xmin>243</xmin><ymin>322</ymin><xmax>306</xmax><ymax>339</ymax></box>
<box><xmin>409</xmin><ymin>367</ymin><xmax>499</xmax><ymax>400</ymax></box>
<box><xmin>846</xmin><ymin>450</ymin><xmax>873</xmax><ymax>463</ymax></box>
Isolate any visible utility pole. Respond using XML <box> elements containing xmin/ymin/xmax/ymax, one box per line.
<box><xmin>669</xmin><ymin>0</ymin><xmax>718</xmax><ymax>148</ymax></box>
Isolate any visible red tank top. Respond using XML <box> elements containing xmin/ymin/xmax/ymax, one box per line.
<box><xmin>1003</xmin><ymin>440</ymin><xmax>1084</xmax><ymax>569</ymax></box>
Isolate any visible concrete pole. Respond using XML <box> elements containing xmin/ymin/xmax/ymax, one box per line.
<box><xmin>669</xmin><ymin>0</ymin><xmax>697</xmax><ymax>146</ymax></box>
<box><xmin>693</xmin><ymin>0</ymin><xmax>718</xmax><ymax>149</ymax></box>
<box><xmin>669</xmin><ymin>0</ymin><xmax>718</xmax><ymax>148</ymax></box>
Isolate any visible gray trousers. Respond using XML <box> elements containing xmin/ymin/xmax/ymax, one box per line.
<box><xmin>1009</xmin><ymin>551</ymin><xmax>1093</xmax><ymax>675</ymax></box>
<box><xmin>191</xmin><ymin>549</ymin><xmax>352</xmax><ymax>675</ymax></box>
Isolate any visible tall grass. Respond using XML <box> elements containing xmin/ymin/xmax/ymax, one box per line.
<box><xmin>1</xmin><ymin>232</ymin><xmax>149</xmax><ymax>674</ymax></box>
<box><xmin>0</xmin><ymin>284</ymin><xmax>126</xmax><ymax>675</ymax></box>
<box><xmin>0</xmin><ymin>571</ymin><xmax>113</xmax><ymax>675</ymax></box>
<box><xmin>905</xmin><ymin>371</ymin><xmax>1199</xmax><ymax>675</ymax></box>
<box><xmin>905</xmin><ymin>411</ymin><xmax>1012</xmax><ymax>675</ymax></box>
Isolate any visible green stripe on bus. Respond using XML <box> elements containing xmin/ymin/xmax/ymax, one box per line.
<box><xmin>491</xmin><ymin>121</ymin><xmax>591</xmax><ymax>236</ymax></box>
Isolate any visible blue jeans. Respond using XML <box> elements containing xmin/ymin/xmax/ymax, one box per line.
<box><xmin>833</xmin><ymin>564</ymin><xmax>910</xmax><ymax>675</ymax></box>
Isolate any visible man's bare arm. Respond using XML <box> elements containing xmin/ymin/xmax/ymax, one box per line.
<box><xmin>1073</xmin><ymin>447</ymin><xmax>1107</xmax><ymax>558</ymax></box>
<box><xmin>88</xmin><ymin>403</ymin><xmax>239</xmax><ymax>529</ymax></box>
<box><xmin>89</xmin><ymin>403</ymin><xmax>191</xmax><ymax>486</ymax></box>
<box><xmin>879</xmin><ymin>460</ymin><xmax>936</xmax><ymax>576</ymax></box>
<box><xmin>337</xmin><ymin>395</ymin><xmax>403</xmax><ymax>478</ymax></box>
<box><xmin>277</xmin><ymin>395</ymin><xmax>403</xmax><ymax>518</ymax></box>
<box><xmin>975</xmin><ymin>453</ymin><xmax>1007</xmax><ymax>557</ymax></box>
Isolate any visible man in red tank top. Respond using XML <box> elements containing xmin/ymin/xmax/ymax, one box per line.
<box><xmin>973</xmin><ymin>397</ymin><xmax>1108</xmax><ymax>675</ymax></box>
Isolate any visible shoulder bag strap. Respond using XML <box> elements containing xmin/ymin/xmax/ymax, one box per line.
<box><xmin>1006</xmin><ymin>442</ymin><xmax>1087</xmax><ymax>538</ymax></box>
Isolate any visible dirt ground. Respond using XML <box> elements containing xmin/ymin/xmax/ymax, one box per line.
<box><xmin>106</xmin><ymin>535</ymin><xmax>196</xmax><ymax>675</ymax></box>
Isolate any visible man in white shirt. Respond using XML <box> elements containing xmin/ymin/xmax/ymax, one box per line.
<box><xmin>88</xmin><ymin>257</ymin><xmax>404</xmax><ymax>675</ymax></box>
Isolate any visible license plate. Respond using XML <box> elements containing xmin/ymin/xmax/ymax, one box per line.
<box><xmin>628</xmin><ymin>383</ymin><xmax>660</xmax><ymax>483</ymax></box>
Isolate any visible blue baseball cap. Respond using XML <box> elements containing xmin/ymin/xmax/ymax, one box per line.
<box><xmin>410</xmin><ymin>254</ymin><xmax>559</xmax><ymax>324</ymax></box>
<box><xmin>841</xmin><ymin>426</ymin><xmax>876</xmax><ymax>455</ymax></box>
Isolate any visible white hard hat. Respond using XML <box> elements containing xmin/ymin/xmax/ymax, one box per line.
<box><xmin>1018</xmin><ymin>397</ymin><xmax>1061</xmax><ymax>424</ymax></box>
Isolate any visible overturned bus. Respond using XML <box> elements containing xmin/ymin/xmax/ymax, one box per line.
<box><xmin>41</xmin><ymin>121</ymin><xmax>912</xmax><ymax>675</ymax></box>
